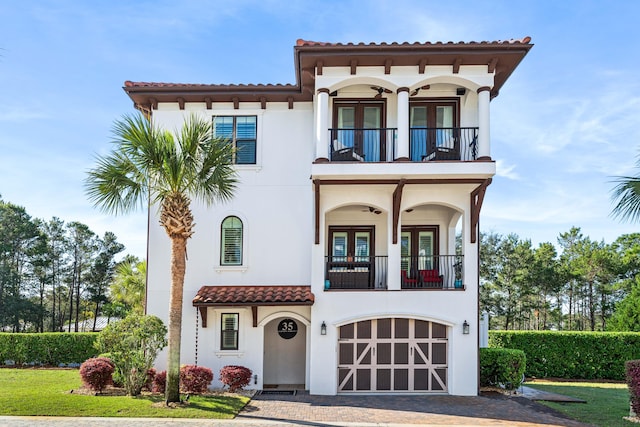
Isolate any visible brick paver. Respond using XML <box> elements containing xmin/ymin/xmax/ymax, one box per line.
<box><xmin>238</xmin><ymin>392</ymin><xmax>591</xmax><ymax>426</ymax></box>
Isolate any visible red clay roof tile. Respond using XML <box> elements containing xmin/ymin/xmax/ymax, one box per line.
<box><xmin>193</xmin><ymin>285</ymin><xmax>314</xmax><ymax>306</ymax></box>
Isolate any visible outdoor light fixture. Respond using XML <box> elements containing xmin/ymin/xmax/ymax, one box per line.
<box><xmin>462</xmin><ymin>320</ymin><xmax>470</xmax><ymax>335</ymax></box>
<box><xmin>321</xmin><ymin>321</ymin><xmax>327</xmax><ymax>335</ymax></box>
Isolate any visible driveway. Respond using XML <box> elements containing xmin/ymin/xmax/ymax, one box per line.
<box><xmin>238</xmin><ymin>391</ymin><xmax>590</xmax><ymax>426</ymax></box>
<box><xmin>0</xmin><ymin>392</ymin><xmax>590</xmax><ymax>427</ymax></box>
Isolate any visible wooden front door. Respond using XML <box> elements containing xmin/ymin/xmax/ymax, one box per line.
<box><xmin>337</xmin><ymin>318</ymin><xmax>448</xmax><ymax>392</ymax></box>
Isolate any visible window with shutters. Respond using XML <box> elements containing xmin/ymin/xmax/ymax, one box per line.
<box><xmin>220</xmin><ymin>216</ymin><xmax>243</xmax><ymax>266</ymax></box>
<box><xmin>220</xmin><ymin>313</ymin><xmax>239</xmax><ymax>350</ymax></box>
<box><xmin>213</xmin><ymin>116</ymin><xmax>257</xmax><ymax>164</ymax></box>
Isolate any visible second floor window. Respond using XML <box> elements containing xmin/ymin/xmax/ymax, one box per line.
<box><xmin>221</xmin><ymin>216</ymin><xmax>243</xmax><ymax>266</ymax></box>
<box><xmin>213</xmin><ymin>116</ymin><xmax>257</xmax><ymax>164</ymax></box>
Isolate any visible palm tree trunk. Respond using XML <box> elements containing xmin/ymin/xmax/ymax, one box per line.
<box><xmin>165</xmin><ymin>236</ymin><xmax>187</xmax><ymax>403</ymax></box>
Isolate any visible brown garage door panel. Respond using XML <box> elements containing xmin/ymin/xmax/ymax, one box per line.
<box><xmin>338</xmin><ymin>318</ymin><xmax>448</xmax><ymax>393</ymax></box>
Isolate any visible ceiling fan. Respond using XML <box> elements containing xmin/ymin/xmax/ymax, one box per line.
<box><xmin>371</xmin><ymin>86</ymin><xmax>392</xmax><ymax>99</ymax></box>
<box><xmin>360</xmin><ymin>206</ymin><xmax>382</xmax><ymax>214</ymax></box>
<box><xmin>410</xmin><ymin>85</ymin><xmax>431</xmax><ymax>96</ymax></box>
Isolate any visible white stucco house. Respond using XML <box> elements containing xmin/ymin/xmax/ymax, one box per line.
<box><xmin>123</xmin><ymin>37</ymin><xmax>532</xmax><ymax>395</ymax></box>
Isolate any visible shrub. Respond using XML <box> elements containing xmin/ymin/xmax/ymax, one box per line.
<box><xmin>94</xmin><ymin>314</ymin><xmax>167</xmax><ymax>396</ymax></box>
<box><xmin>219</xmin><ymin>365</ymin><xmax>252</xmax><ymax>392</ymax></box>
<box><xmin>489</xmin><ymin>330</ymin><xmax>640</xmax><ymax>380</ymax></box>
<box><xmin>180</xmin><ymin>365</ymin><xmax>213</xmax><ymax>394</ymax></box>
<box><xmin>144</xmin><ymin>368</ymin><xmax>156</xmax><ymax>391</ymax></box>
<box><xmin>152</xmin><ymin>370</ymin><xmax>167</xmax><ymax>394</ymax></box>
<box><xmin>626</xmin><ymin>360</ymin><xmax>640</xmax><ymax>415</ymax></box>
<box><xmin>0</xmin><ymin>332</ymin><xmax>97</xmax><ymax>366</ymax></box>
<box><xmin>79</xmin><ymin>357</ymin><xmax>114</xmax><ymax>392</ymax></box>
<box><xmin>480</xmin><ymin>347</ymin><xmax>526</xmax><ymax>390</ymax></box>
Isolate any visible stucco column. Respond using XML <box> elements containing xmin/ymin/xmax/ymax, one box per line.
<box><xmin>476</xmin><ymin>87</ymin><xmax>491</xmax><ymax>160</ymax></box>
<box><xmin>395</xmin><ymin>87</ymin><xmax>410</xmax><ymax>161</ymax></box>
<box><xmin>315</xmin><ymin>88</ymin><xmax>330</xmax><ymax>162</ymax></box>
<box><xmin>387</xmin><ymin>211</ymin><xmax>402</xmax><ymax>291</ymax></box>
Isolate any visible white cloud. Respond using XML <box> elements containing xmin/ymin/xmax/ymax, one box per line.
<box><xmin>495</xmin><ymin>160</ymin><xmax>520</xmax><ymax>180</ymax></box>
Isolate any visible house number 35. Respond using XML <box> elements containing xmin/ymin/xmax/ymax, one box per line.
<box><xmin>277</xmin><ymin>319</ymin><xmax>297</xmax><ymax>339</ymax></box>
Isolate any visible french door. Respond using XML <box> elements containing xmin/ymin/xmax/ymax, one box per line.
<box><xmin>328</xmin><ymin>226</ymin><xmax>375</xmax><ymax>289</ymax></box>
<box><xmin>410</xmin><ymin>100</ymin><xmax>458</xmax><ymax>161</ymax></box>
<box><xmin>333</xmin><ymin>102</ymin><xmax>385</xmax><ymax>161</ymax></box>
<box><xmin>401</xmin><ymin>226</ymin><xmax>438</xmax><ymax>283</ymax></box>
<box><xmin>338</xmin><ymin>318</ymin><xmax>448</xmax><ymax>392</ymax></box>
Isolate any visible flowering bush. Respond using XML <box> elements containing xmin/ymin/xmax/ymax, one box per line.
<box><xmin>180</xmin><ymin>365</ymin><xmax>213</xmax><ymax>394</ymax></box>
<box><xmin>79</xmin><ymin>357</ymin><xmax>114</xmax><ymax>392</ymax></box>
<box><xmin>626</xmin><ymin>360</ymin><xmax>640</xmax><ymax>415</ymax></box>
<box><xmin>219</xmin><ymin>365</ymin><xmax>252</xmax><ymax>392</ymax></box>
<box><xmin>152</xmin><ymin>370</ymin><xmax>166</xmax><ymax>394</ymax></box>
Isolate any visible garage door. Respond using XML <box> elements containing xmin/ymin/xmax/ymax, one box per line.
<box><xmin>338</xmin><ymin>318</ymin><xmax>447</xmax><ymax>392</ymax></box>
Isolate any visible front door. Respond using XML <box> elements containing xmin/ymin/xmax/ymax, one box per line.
<box><xmin>263</xmin><ymin>317</ymin><xmax>306</xmax><ymax>388</ymax></box>
<box><xmin>337</xmin><ymin>318</ymin><xmax>448</xmax><ymax>392</ymax></box>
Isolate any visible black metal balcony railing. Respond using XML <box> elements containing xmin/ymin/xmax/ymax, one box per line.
<box><xmin>410</xmin><ymin>127</ymin><xmax>478</xmax><ymax>162</ymax></box>
<box><xmin>325</xmin><ymin>256</ymin><xmax>388</xmax><ymax>290</ymax></box>
<box><xmin>328</xmin><ymin>128</ymin><xmax>397</xmax><ymax>162</ymax></box>
<box><xmin>326</xmin><ymin>127</ymin><xmax>478</xmax><ymax>162</ymax></box>
<box><xmin>401</xmin><ymin>255</ymin><xmax>464</xmax><ymax>289</ymax></box>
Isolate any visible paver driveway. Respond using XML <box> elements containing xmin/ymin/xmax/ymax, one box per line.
<box><xmin>238</xmin><ymin>392</ymin><xmax>590</xmax><ymax>426</ymax></box>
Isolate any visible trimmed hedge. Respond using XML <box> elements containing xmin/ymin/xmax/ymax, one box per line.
<box><xmin>489</xmin><ymin>330</ymin><xmax>640</xmax><ymax>380</ymax></box>
<box><xmin>479</xmin><ymin>348</ymin><xmax>526</xmax><ymax>390</ymax></box>
<box><xmin>0</xmin><ymin>333</ymin><xmax>98</xmax><ymax>366</ymax></box>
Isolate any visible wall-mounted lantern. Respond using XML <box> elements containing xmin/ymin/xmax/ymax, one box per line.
<box><xmin>462</xmin><ymin>320</ymin><xmax>470</xmax><ymax>335</ymax></box>
<box><xmin>321</xmin><ymin>321</ymin><xmax>327</xmax><ymax>335</ymax></box>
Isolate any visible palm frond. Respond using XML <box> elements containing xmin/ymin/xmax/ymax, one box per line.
<box><xmin>84</xmin><ymin>151</ymin><xmax>146</xmax><ymax>215</ymax></box>
<box><xmin>611</xmin><ymin>175</ymin><xmax>640</xmax><ymax>222</ymax></box>
<box><xmin>86</xmin><ymin>112</ymin><xmax>238</xmax><ymax>215</ymax></box>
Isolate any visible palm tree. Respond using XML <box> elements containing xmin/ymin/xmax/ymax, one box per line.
<box><xmin>85</xmin><ymin>113</ymin><xmax>237</xmax><ymax>403</ymax></box>
<box><xmin>110</xmin><ymin>256</ymin><xmax>146</xmax><ymax>315</ymax></box>
<box><xmin>611</xmin><ymin>156</ymin><xmax>640</xmax><ymax>222</ymax></box>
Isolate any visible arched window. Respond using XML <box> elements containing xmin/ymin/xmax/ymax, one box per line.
<box><xmin>221</xmin><ymin>216</ymin><xmax>243</xmax><ymax>265</ymax></box>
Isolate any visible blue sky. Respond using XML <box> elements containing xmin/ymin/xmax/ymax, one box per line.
<box><xmin>1</xmin><ymin>0</ymin><xmax>639</xmax><ymax>258</ymax></box>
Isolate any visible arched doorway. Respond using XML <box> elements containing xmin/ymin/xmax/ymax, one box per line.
<box><xmin>263</xmin><ymin>316</ymin><xmax>307</xmax><ymax>389</ymax></box>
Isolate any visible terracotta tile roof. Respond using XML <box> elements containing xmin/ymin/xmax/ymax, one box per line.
<box><xmin>124</xmin><ymin>37</ymin><xmax>532</xmax><ymax>109</ymax></box>
<box><xmin>295</xmin><ymin>37</ymin><xmax>532</xmax><ymax>47</ymax></box>
<box><xmin>192</xmin><ymin>285</ymin><xmax>314</xmax><ymax>306</ymax></box>
<box><xmin>124</xmin><ymin>81</ymin><xmax>297</xmax><ymax>89</ymax></box>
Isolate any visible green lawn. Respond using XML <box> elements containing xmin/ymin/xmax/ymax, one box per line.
<box><xmin>526</xmin><ymin>380</ymin><xmax>635</xmax><ymax>427</ymax></box>
<box><xmin>0</xmin><ymin>368</ymin><xmax>249</xmax><ymax>418</ymax></box>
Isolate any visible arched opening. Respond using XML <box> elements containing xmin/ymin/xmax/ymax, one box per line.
<box><xmin>263</xmin><ymin>316</ymin><xmax>307</xmax><ymax>389</ymax></box>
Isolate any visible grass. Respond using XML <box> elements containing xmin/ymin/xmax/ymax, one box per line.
<box><xmin>526</xmin><ymin>380</ymin><xmax>635</xmax><ymax>427</ymax></box>
<box><xmin>0</xmin><ymin>368</ymin><xmax>250</xmax><ymax>418</ymax></box>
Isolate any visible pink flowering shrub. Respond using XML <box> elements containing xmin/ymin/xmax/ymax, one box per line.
<box><xmin>79</xmin><ymin>357</ymin><xmax>114</xmax><ymax>392</ymax></box>
<box><xmin>626</xmin><ymin>360</ymin><xmax>640</xmax><ymax>415</ymax></box>
<box><xmin>219</xmin><ymin>365</ymin><xmax>252</xmax><ymax>392</ymax></box>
